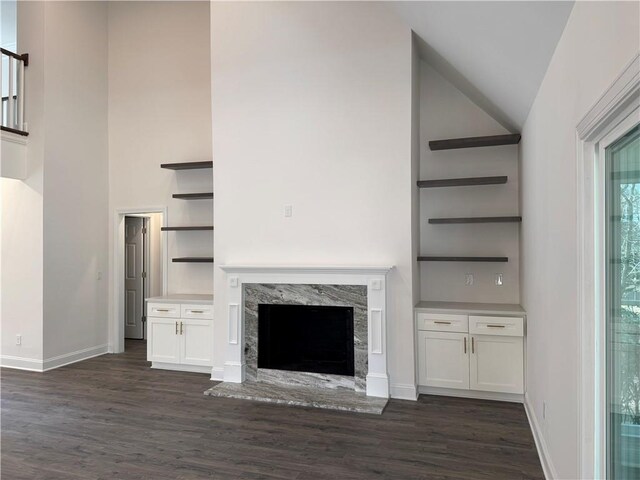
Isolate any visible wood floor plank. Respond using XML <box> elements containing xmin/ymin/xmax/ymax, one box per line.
<box><xmin>1</xmin><ymin>340</ymin><xmax>543</xmax><ymax>479</ymax></box>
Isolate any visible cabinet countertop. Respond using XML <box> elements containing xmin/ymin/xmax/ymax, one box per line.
<box><xmin>146</xmin><ymin>294</ymin><xmax>213</xmax><ymax>305</ymax></box>
<box><xmin>415</xmin><ymin>301</ymin><xmax>525</xmax><ymax>316</ymax></box>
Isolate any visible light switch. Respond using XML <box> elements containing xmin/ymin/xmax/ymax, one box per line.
<box><xmin>284</xmin><ymin>205</ymin><xmax>293</xmax><ymax>218</ymax></box>
<box><xmin>229</xmin><ymin>276</ymin><xmax>239</xmax><ymax>288</ymax></box>
<box><xmin>495</xmin><ymin>273</ymin><xmax>504</xmax><ymax>286</ymax></box>
<box><xmin>465</xmin><ymin>274</ymin><xmax>474</xmax><ymax>286</ymax></box>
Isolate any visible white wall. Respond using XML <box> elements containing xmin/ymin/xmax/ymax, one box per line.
<box><xmin>108</xmin><ymin>1</ymin><xmax>213</xmax><ymax>304</ymax></box>
<box><xmin>419</xmin><ymin>62</ymin><xmax>518</xmax><ymax>303</ymax></box>
<box><xmin>2</xmin><ymin>1</ymin><xmax>110</xmax><ymax>366</ymax></box>
<box><xmin>520</xmin><ymin>2</ymin><xmax>639</xmax><ymax>478</ymax></box>
<box><xmin>41</xmin><ymin>1</ymin><xmax>109</xmax><ymax>361</ymax></box>
<box><xmin>211</xmin><ymin>2</ymin><xmax>417</xmax><ymax>397</ymax></box>
<box><xmin>0</xmin><ymin>1</ymin><xmax>45</xmax><ymax>367</ymax></box>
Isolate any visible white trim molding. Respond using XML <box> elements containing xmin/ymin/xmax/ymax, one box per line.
<box><xmin>218</xmin><ymin>264</ymin><xmax>393</xmax><ymax>398</ymax></box>
<box><xmin>525</xmin><ymin>393</ymin><xmax>557</xmax><ymax>480</ymax></box>
<box><xmin>2</xmin><ymin>344</ymin><xmax>109</xmax><ymax>372</ymax></box>
<box><xmin>0</xmin><ymin>355</ymin><xmax>44</xmax><ymax>372</ymax></box>
<box><xmin>418</xmin><ymin>385</ymin><xmax>523</xmax><ymax>404</ymax></box>
<box><xmin>210</xmin><ymin>366</ymin><xmax>224</xmax><ymax>381</ymax></box>
<box><xmin>391</xmin><ymin>383</ymin><xmax>418</xmax><ymax>401</ymax></box>
<box><xmin>576</xmin><ymin>52</ymin><xmax>640</xmax><ymax>480</ymax></box>
<box><xmin>43</xmin><ymin>344</ymin><xmax>109</xmax><ymax>371</ymax></box>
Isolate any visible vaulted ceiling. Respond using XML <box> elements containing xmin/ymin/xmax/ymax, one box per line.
<box><xmin>390</xmin><ymin>1</ymin><xmax>575</xmax><ymax>132</ymax></box>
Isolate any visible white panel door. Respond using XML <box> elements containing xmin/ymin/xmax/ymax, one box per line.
<box><xmin>180</xmin><ymin>319</ymin><xmax>213</xmax><ymax>366</ymax></box>
<box><xmin>470</xmin><ymin>335</ymin><xmax>524</xmax><ymax>394</ymax></box>
<box><xmin>418</xmin><ymin>331</ymin><xmax>469</xmax><ymax>389</ymax></box>
<box><xmin>148</xmin><ymin>317</ymin><xmax>179</xmax><ymax>363</ymax></box>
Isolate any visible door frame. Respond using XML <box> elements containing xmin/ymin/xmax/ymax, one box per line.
<box><xmin>577</xmin><ymin>53</ymin><xmax>639</xmax><ymax>479</ymax></box>
<box><xmin>112</xmin><ymin>206</ymin><xmax>168</xmax><ymax>353</ymax></box>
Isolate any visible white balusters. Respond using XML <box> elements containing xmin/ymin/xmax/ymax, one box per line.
<box><xmin>1</xmin><ymin>48</ymin><xmax>27</xmax><ymax>133</ymax></box>
<box><xmin>7</xmin><ymin>55</ymin><xmax>15</xmax><ymax>129</ymax></box>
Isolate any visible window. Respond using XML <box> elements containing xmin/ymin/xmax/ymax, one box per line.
<box><xmin>606</xmin><ymin>125</ymin><xmax>640</xmax><ymax>479</ymax></box>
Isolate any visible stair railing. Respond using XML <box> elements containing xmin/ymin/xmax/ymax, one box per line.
<box><xmin>1</xmin><ymin>48</ymin><xmax>29</xmax><ymax>135</ymax></box>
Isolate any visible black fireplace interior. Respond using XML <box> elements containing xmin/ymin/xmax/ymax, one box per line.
<box><xmin>257</xmin><ymin>304</ymin><xmax>355</xmax><ymax>376</ymax></box>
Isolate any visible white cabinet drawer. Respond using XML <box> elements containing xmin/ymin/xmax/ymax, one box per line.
<box><xmin>417</xmin><ymin>312</ymin><xmax>468</xmax><ymax>333</ymax></box>
<box><xmin>469</xmin><ymin>316</ymin><xmax>523</xmax><ymax>337</ymax></box>
<box><xmin>181</xmin><ymin>304</ymin><xmax>213</xmax><ymax>320</ymax></box>
<box><xmin>148</xmin><ymin>303</ymin><xmax>181</xmax><ymax>318</ymax></box>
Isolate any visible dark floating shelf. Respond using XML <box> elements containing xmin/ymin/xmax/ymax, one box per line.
<box><xmin>418</xmin><ymin>176</ymin><xmax>507</xmax><ymax>188</ymax></box>
<box><xmin>172</xmin><ymin>257</ymin><xmax>214</xmax><ymax>263</ymax></box>
<box><xmin>161</xmin><ymin>226</ymin><xmax>214</xmax><ymax>231</ymax></box>
<box><xmin>429</xmin><ymin>216</ymin><xmax>522</xmax><ymax>225</ymax></box>
<box><xmin>429</xmin><ymin>134</ymin><xmax>521</xmax><ymax>151</ymax></box>
<box><xmin>418</xmin><ymin>256</ymin><xmax>508</xmax><ymax>263</ymax></box>
<box><xmin>161</xmin><ymin>161</ymin><xmax>213</xmax><ymax>170</ymax></box>
<box><xmin>172</xmin><ymin>192</ymin><xmax>214</xmax><ymax>200</ymax></box>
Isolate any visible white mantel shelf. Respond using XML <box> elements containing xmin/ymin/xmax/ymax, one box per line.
<box><xmin>219</xmin><ymin>265</ymin><xmax>394</xmax><ymax>275</ymax></box>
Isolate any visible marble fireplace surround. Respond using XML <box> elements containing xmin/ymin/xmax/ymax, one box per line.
<box><xmin>244</xmin><ymin>283</ymin><xmax>368</xmax><ymax>392</ymax></box>
<box><xmin>219</xmin><ymin>265</ymin><xmax>393</xmax><ymax>398</ymax></box>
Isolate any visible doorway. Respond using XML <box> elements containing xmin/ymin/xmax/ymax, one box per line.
<box><xmin>113</xmin><ymin>207</ymin><xmax>168</xmax><ymax>353</ymax></box>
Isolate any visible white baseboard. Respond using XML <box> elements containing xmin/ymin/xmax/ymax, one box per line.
<box><xmin>1</xmin><ymin>355</ymin><xmax>44</xmax><ymax>372</ymax></box>
<box><xmin>390</xmin><ymin>383</ymin><xmax>418</xmax><ymax>400</ymax></box>
<box><xmin>43</xmin><ymin>344</ymin><xmax>109</xmax><ymax>371</ymax></box>
<box><xmin>151</xmin><ymin>362</ymin><xmax>212</xmax><ymax>374</ymax></box>
<box><xmin>418</xmin><ymin>385</ymin><xmax>523</xmax><ymax>403</ymax></box>
<box><xmin>210</xmin><ymin>366</ymin><xmax>224</xmax><ymax>381</ymax></box>
<box><xmin>524</xmin><ymin>393</ymin><xmax>557</xmax><ymax>480</ymax></box>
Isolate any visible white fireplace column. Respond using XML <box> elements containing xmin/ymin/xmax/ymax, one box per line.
<box><xmin>218</xmin><ymin>265</ymin><xmax>393</xmax><ymax>398</ymax></box>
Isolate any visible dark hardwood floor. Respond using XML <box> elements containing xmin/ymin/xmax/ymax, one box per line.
<box><xmin>1</xmin><ymin>340</ymin><xmax>543</xmax><ymax>479</ymax></box>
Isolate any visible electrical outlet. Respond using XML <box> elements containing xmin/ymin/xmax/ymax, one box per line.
<box><xmin>495</xmin><ymin>273</ymin><xmax>503</xmax><ymax>286</ymax></box>
<box><xmin>16</xmin><ymin>334</ymin><xmax>22</xmax><ymax>346</ymax></box>
<box><xmin>465</xmin><ymin>274</ymin><xmax>474</xmax><ymax>286</ymax></box>
<box><xmin>284</xmin><ymin>205</ymin><xmax>293</xmax><ymax>218</ymax></box>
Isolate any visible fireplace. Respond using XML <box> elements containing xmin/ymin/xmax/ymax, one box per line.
<box><xmin>219</xmin><ymin>265</ymin><xmax>392</xmax><ymax>399</ymax></box>
<box><xmin>258</xmin><ymin>304</ymin><xmax>355</xmax><ymax>376</ymax></box>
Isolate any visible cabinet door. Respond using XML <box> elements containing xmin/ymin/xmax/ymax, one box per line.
<box><xmin>180</xmin><ymin>319</ymin><xmax>213</xmax><ymax>366</ymax></box>
<box><xmin>148</xmin><ymin>317</ymin><xmax>180</xmax><ymax>363</ymax></box>
<box><xmin>470</xmin><ymin>335</ymin><xmax>523</xmax><ymax>394</ymax></box>
<box><xmin>418</xmin><ymin>331</ymin><xmax>469</xmax><ymax>389</ymax></box>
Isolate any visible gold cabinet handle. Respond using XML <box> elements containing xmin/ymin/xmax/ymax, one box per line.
<box><xmin>189</xmin><ymin>310</ymin><xmax>204</xmax><ymax>314</ymax></box>
<box><xmin>180</xmin><ymin>322</ymin><xmax>183</xmax><ymax>335</ymax></box>
<box><xmin>486</xmin><ymin>324</ymin><xmax>506</xmax><ymax>328</ymax></box>
<box><xmin>464</xmin><ymin>336</ymin><xmax>467</xmax><ymax>354</ymax></box>
<box><xmin>156</xmin><ymin>308</ymin><xmax>170</xmax><ymax>312</ymax></box>
<box><xmin>434</xmin><ymin>321</ymin><xmax>451</xmax><ymax>325</ymax></box>
<box><xmin>175</xmin><ymin>321</ymin><xmax>178</xmax><ymax>334</ymax></box>
<box><xmin>471</xmin><ymin>337</ymin><xmax>475</xmax><ymax>354</ymax></box>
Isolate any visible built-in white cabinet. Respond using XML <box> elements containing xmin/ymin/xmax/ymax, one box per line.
<box><xmin>418</xmin><ymin>330</ymin><xmax>469</xmax><ymax>389</ymax></box>
<box><xmin>416</xmin><ymin>306</ymin><xmax>525</xmax><ymax>398</ymax></box>
<box><xmin>147</xmin><ymin>295</ymin><xmax>213</xmax><ymax>374</ymax></box>
<box><xmin>469</xmin><ymin>334</ymin><xmax>523</xmax><ymax>394</ymax></box>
